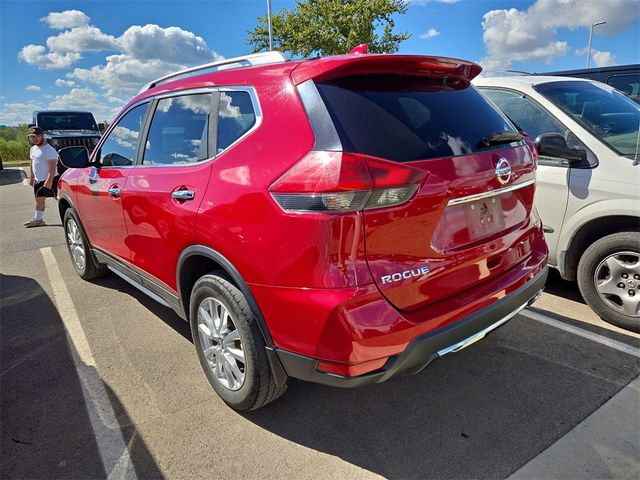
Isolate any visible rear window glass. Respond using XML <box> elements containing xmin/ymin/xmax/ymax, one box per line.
<box><xmin>315</xmin><ymin>75</ymin><xmax>516</xmax><ymax>162</ymax></box>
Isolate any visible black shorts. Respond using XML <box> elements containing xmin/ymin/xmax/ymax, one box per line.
<box><xmin>34</xmin><ymin>176</ymin><xmax>59</xmax><ymax>198</ymax></box>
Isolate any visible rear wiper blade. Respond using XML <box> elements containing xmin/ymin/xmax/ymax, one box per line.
<box><xmin>479</xmin><ymin>131</ymin><xmax>524</xmax><ymax>148</ymax></box>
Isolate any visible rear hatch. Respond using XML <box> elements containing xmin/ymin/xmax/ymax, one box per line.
<box><xmin>303</xmin><ymin>62</ymin><xmax>537</xmax><ymax>311</ymax></box>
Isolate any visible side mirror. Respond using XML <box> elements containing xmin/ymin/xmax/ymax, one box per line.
<box><xmin>27</xmin><ymin>123</ymin><xmax>35</xmax><ymax>128</ymax></box>
<box><xmin>58</xmin><ymin>146</ymin><xmax>91</xmax><ymax>169</ymax></box>
<box><xmin>98</xmin><ymin>123</ymin><xmax>105</xmax><ymax>133</ymax></box>
<box><xmin>534</xmin><ymin>133</ymin><xmax>586</xmax><ymax>163</ymax></box>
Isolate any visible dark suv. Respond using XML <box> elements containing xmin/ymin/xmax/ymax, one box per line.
<box><xmin>57</xmin><ymin>51</ymin><xmax>548</xmax><ymax>411</ymax></box>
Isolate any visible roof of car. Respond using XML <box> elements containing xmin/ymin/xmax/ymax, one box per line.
<box><xmin>473</xmin><ymin>75</ymin><xmax>597</xmax><ymax>87</ymax></box>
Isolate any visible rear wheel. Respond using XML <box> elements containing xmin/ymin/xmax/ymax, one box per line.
<box><xmin>189</xmin><ymin>272</ymin><xmax>286</xmax><ymax>411</ymax></box>
<box><xmin>577</xmin><ymin>232</ymin><xmax>640</xmax><ymax>333</ymax></box>
<box><xmin>63</xmin><ymin>208</ymin><xmax>108</xmax><ymax>280</ymax></box>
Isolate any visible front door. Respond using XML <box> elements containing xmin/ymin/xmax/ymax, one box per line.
<box><xmin>121</xmin><ymin>92</ymin><xmax>215</xmax><ymax>293</ymax></box>
<box><xmin>75</xmin><ymin>102</ymin><xmax>150</xmax><ymax>261</ymax></box>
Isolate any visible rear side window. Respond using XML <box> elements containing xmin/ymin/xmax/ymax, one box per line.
<box><xmin>143</xmin><ymin>93</ymin><xmax>212</xmax><ymax>165</ymax></box>
<box><xmin>606</xmin><ymin>74</ymin><xmax>640</xmax><ymax>102</ymax></box>
<box><xmin>217</xmin><ymin>91</ymin><xmax>256</xmax><ymax>152</ymax></box>
<box><xmin>480</xmin><ymin>88</ymin><xmax>568</xmax><ymax>140</ymax></box>
<box><xmin>315</xmin><ymin>75</ymin><xmax>516</xmax><ymax>162</ymax></box>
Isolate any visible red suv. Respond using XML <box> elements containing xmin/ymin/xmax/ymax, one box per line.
<box><xmin>57</xmin><ymin>51</ymin><xmax>548</xmax><ymax>411</ymax></box>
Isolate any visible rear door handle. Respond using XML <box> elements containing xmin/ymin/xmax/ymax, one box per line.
<box><xmin>108</xmin><ymin>185</ymin><xmax>121</xmax><ymax>198</ymax></box>
<box><xmin>172</xmin><ymin>190</ymin><xmax>195</xmax><ymax>201</ymax></box>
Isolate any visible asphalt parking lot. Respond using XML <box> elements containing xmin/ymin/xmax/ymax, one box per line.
<box><xmin>1</xmin><ymin>166</ymin><xmax>639</xmax><ymax>480</ymax></box>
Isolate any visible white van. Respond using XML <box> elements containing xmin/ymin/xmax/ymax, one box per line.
<box><xmin>475</xmin><ymin>76</ymin><xmax>640</xmax><ymax>332</ymax></box>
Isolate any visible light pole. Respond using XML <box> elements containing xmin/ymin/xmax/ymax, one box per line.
<box><xmin>586</xmin><ymin>21</ymin><xmax>606</xmax><ymax>68</ymax></box>
<box><xmin>267</xmin><ymin>0</ymin><xmax>273</xmax><ymax>51</ymax></box>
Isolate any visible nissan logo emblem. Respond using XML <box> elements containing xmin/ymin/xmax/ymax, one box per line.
<box><xmin>495</xmin><ymin>157</ymin><xmax>512</xmax><ymax>185</ymax></box>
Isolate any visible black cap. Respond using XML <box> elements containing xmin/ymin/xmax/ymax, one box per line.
<box><xmin>28</xmin><ymin>126</ymin><xmax>43</xmax><ymax>136</ymax></box>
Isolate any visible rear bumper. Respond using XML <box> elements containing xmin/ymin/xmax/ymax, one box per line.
<box><xmin>275</xmin><ymin>266</ymin><xmax>548</xmax><ymax>387</ymax></box>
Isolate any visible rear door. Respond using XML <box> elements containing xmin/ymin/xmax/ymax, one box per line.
<box><xmin>121</xmin><ymin>91</ymin><xmax>216</xmax><ymax>294</ymax></box>
<box><xmin>314</xmin><ymin>75</ymin><xmax>538</xmax><ymax>310</ymax></box>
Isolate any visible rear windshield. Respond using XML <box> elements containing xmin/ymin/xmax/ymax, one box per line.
<box><xmin>315</xmin><ymin>75</ymin><xmax>516</xmax><ymax>162</ymax></box>
<box><xmin>37</xmin><ymin>112</ymin><xmax>97</xmax><ymax>131</ymax></box>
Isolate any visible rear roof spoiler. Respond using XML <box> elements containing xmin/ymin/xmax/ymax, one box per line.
<box><xmin>291</xmin><ymin>54</ymin><xmax>482</xmax><ymax>85</ymax></box>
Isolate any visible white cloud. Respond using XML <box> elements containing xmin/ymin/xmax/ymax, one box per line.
<box><xmin>591</xmin><ymin>51</ymin><xmax>617</xmax><ymax>67</ymax></box>
<box><xmin>19</xmin><ymin>10</ymin><xmax>222</xmax><ymax>120</ymax></box>
<box><xmin>118</xmin><ymin>24</ymin><xmax>217</xmax><ymax>64</ymax></box>
<box><xmin>71</xmin><ymin>55</ymin><xmax>189</xmax><ymax>96</ymax></box>
<box><xmin>48</xmin><ymin>87</ymin><xmax>120</xmax><ymax>122</ymax></box>
<box><xmin>480</xmin><ymin>0</ymin><xmax>638</xmax><ymax>71</ymax></box>
<box><xmin>0</xmin><ymin>101</ymin><xmax>39</xmax><ymax>125</ymax></box>
<box><xmin>419</xmin><ymin>28</ymin><xmax>440</xmax><ymax>40</ymax></box>
<box><xmin>575</xmin><ymin>47</ymin><xmax>617</xmax><ymax>67</ymax></box>
<box><xmin>41</xmin><ymin>10</ymin><xmax>89</xmax><ymax>30</ymax></box>
<box><xmin>47</xmin><ymin>26</ymin><xmax>120</xmax><ymax>52</ymax></box>
<box><xmin>71</xmin><ymin>25</ymin><xmax>221</xmax><ymax>97</ymax></box>
<box><xmin>18</xmin><ymin>45</ymin><xmax>82</xmax><ymax>69</ymax></box>
<box><xmin>25</xmin><ymin>85</ymin><xmax>41</xmax><ymax>91</ymax></box>
<box><xmin>55</xmin><ymin>79</ymin><xmax>77</xmax><ymax>88</ymax></box>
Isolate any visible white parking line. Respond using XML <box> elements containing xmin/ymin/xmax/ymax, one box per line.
<box><xmin>40</xmin><ymin>247</ymin><xmax>139</xmax><ymax>480</ymax></box>
<box><xmin>520</xmin><ymin>308</ymin><xmax>640</xmax><ymax>358</ymax></box>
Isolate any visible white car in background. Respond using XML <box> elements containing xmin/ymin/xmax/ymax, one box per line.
<box><xmin>474</xmin><ymin>75</ymin><xmax>640</xmax><ymax>332</ymax></box>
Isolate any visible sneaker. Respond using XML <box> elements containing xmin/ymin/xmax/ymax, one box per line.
<box><xmin>24</xmin><ymin>219</ymin><xmax>46</xmax><ymax>228</ymax></box>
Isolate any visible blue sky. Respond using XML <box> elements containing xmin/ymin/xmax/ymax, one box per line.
<box><xmin>1</xmin><ymin>0</ymin><xmax>638</xmax><ymax>125</ymax></box>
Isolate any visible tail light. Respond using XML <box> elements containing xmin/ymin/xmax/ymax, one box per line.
<box><xmin>269</xmin><ymin>151</ymin><xmax>426</xmax><ymax>213</ymax></box>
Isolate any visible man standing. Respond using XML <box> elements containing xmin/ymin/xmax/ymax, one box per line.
<box><xmin>24</xmin><ymin>127</ymin><xmax>59</xmax><ymax>228</ymax></box>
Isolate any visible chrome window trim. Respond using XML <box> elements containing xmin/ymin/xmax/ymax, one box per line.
<box><xmin>96</xmin><ymin>86</ymin><xmax>262</xmax><ymax>169</ymax></box>
<box><xmin>446</xmin><ymin>178</ymin><xmax>535</xmax><ymax>207</ymax></box>
<box><xmin>213</xmin><ymin>87</ymin><xmax>263</xmax><ymax>158</ymax></box>
<box><xmin>134</xmin><ymin>86</ymin><xmax>262</xmax><ymax>169</ymax></box>
<box><xmin>91</xmin><ymin>100</ymin><xmax>151</xmax><ymax>169</ymax></box>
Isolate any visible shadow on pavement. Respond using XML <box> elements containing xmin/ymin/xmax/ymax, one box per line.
<box><xmin>91</xmin><ymin>274</ymin><xmax>192</xmax><ymax>343</ymax></box>
<box><xmin>543</xmin><ymin>268</ymin><xmax>586</xmax><ymax>304</ymax></box>
<box><xmin>244</xmin><ymin>315</ymin><xmax>639</xmax><ymax>480</ymax></box>
<box><xmin>0</xmin><ymin>168</ymin><xmax>26</xmax><ymax>186</ymax></box>
<box><xmin>0</xmin><ymin>274</ymin><xmax>163</xmax><ymax>479</ymax></box>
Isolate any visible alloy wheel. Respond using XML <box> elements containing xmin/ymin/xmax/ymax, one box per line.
<box><xmin>196</xmin><ymin>297</ymin><xmax>246</xmax><ymax>391</ymax></box>
<box><xmin>66</xmin><ymin>219</ymin><xmax>86</xmax><ymax>272</ymax></box>
<box><xmin>594</xmin><ymin>251</ymin><xmax>640</xmax><ymax>317</ymax></box>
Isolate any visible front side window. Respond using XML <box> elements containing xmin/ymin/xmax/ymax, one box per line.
<box><xmin>535</xmin><ymin>81</ymin><xmax>640</xmax><ymax>157</ymax></box>
<box><xmin>143</xmin><ymin>93</ymin><xmax>212</xmax><ymax>165</ymax></box>
<box><xmin>97</xmin><ymin>103</ymin><xmax>149</xmax><ymax>166</ymax></box>
<box><xmin>217</xmin><ymin>91</ymin><xmax>256</xmax><ymax>152</ymax></box>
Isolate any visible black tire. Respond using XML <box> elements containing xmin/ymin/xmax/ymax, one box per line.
<box><xmin>63</xmin><ymin>208</ymin><xmax>108</xmax><ymax>280</ymax></box>
<box><xmin>189</xmin><ymin>272</ymin><xmax>286</xmax><ymax>411</ymax></box>
<box><xmin>577</xmin><ymin>231</ymin><xmax>640</xmax><ymax>333</ymax></box>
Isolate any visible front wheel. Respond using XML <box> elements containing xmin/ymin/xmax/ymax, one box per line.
<box><xmin>577</xmin><ymin>231</ymin><xmax>640</xmax><ymax>333</ymax></box>
<box><xmin>189</xmin><ymin>272</ymin><xmax>286</xmax><ymax>411</ymax></box>
<box><xmin>63</xmin><ymin>208</ymin><xmax>108</xmax><ymax>280</ymax></box>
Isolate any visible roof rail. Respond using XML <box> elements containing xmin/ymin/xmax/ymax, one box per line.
<box><xmin>139</xmin><ymin>51</ymin><xmax>289</xmax><ymax>93</ymax></box>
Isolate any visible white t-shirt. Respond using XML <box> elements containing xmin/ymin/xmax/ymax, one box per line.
<box><xmin>30</xmin><ymin>143</ymin><xmax>59</xmax><ymax>181</ymax></box>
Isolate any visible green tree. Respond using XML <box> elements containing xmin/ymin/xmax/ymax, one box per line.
<box><xmin>247</xmin><ymin>0</ymin><xmax>410</xmax><ymax>57</ymax></box>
